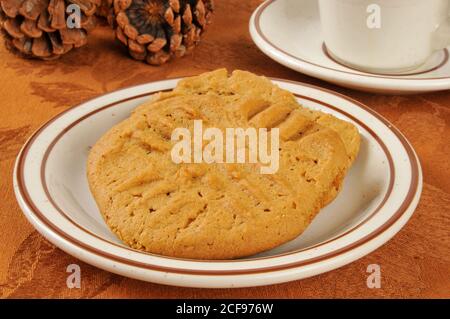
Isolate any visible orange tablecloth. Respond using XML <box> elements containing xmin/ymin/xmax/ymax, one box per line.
<box><xmin>1</xmin><ymin>0</ymin><xmax>449</xmax><ymax>298</ymax></box>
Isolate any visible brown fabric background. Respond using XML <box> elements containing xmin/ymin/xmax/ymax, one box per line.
<box><xmin>0</xmin><ymin>0</ymin><xmax>449</xmax><ymax>298</ymax></box>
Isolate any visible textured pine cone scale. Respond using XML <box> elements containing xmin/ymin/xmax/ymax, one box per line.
<box><xmin>0</xmin><ymin>0</ymin><xmax>99</xmax><ymax>59</ymax></box>
<box><xmin>112</xmin><ymin>0</ymin><xmax>214</xmax><ymax>65</ymax></box>
<box><xmin>0</xmin><ymin>0</ymin><xmax>214</xmax><ymax>64</ymax></box>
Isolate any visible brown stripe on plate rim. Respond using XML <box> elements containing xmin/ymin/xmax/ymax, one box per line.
<box><xmin>15</xmin><ymin>79</ymin><xmax>420</xmax><ymax>276</ymax></box>
<box><xmin>255</xmin><ymin>0</ymin><xmax>450</xmax><ymax>81</ymax></box>
<box><xmin>322</xmin><ymin>43</ymin><xmax>449</xmax><ymax>77</ymax></box>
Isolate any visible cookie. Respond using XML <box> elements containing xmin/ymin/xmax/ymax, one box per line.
<box><xmin>87</xmin><ymin>69</ymin><xmax>360</xmax><ymax>259</ymax></box>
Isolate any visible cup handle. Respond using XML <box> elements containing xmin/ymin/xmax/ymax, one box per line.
<box><xmin>433</xmin><ymin>1</ymin><xmax>450</xmax><ymax>50</ymax></box>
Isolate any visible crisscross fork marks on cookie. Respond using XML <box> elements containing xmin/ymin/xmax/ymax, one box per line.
<box><xmin>87</xmin><ymin>69</ymin><xmax>360</xmax><ymax>259</ymax></box>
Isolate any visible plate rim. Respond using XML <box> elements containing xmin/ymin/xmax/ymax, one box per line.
<box><xmin>249</xmin><ymin>0</ymin><xmax>450</xmax><ymax>91</ymax></box>
<box><xmin>13</xmin><ymin>77</ymin><xmax>422</xmax><ymax>282</ymax></box>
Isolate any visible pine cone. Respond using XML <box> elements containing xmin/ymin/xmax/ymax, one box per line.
<box><xmin>109</xmin><ymin>0</ymin><xmax>214</xmax><ymax>65</ymax></box>
<box><xmin>0</xmin><ymin>0</ymin><xmax>100</xmax><ymax>60</ymax></box>
<box><xmin>96</xmin><ymin>0</ymin><xmax>113</xmax><ymax>24</ymax></box>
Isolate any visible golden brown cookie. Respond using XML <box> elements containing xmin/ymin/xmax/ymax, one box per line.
<box><xmin>87</xmin><ymin>69</ymin><xmax>360</xmax><ymax>259</ymax></box>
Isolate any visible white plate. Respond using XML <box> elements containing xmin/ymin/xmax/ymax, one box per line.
<box><xmin>13</xmin><ymin>77</ymin><xmax>422</xmax><ymax>288</ymax></box>
<box><xmin>249</xmin><ymin>0</ymin><xmax>450</xmax><ymax>94</ymax></box>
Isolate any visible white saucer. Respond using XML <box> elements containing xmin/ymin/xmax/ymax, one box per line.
<box><xmin>250</xmin><ymin>0</ymin><xmax>450</xmax><ymax>94</ymax></box>
<box><xmin>14</xmin><ymin>78</ymin><xmax>422</xmax><ymax>288</ymax></box>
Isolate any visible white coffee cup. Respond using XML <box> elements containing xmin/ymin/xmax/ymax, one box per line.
<box><xmin>318</xmin><ymin>0</ymin><xmax>450</xmax><ymax>74</ymax></box>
